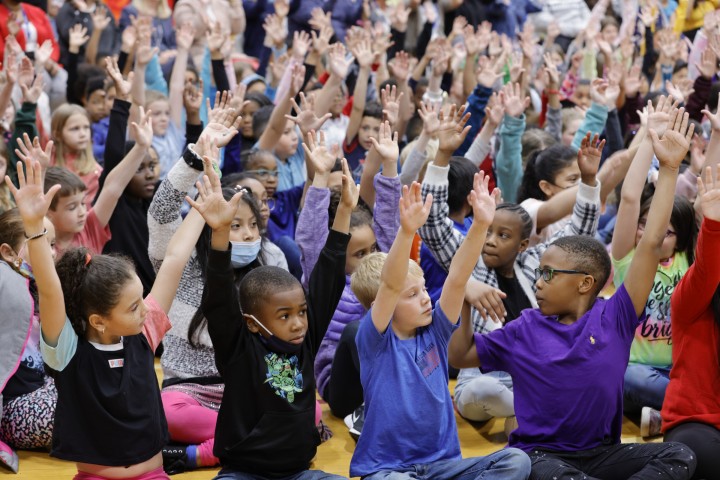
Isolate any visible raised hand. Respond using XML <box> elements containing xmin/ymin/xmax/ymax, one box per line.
<box><xmin>469</xmin><ymin>171</ymin><xmax>496</xmax><ymax>227</ymax></box>
<box><xmin>399</xmin><ymin>182</ymin><xmax>432</xmax><ymax>234</ymax></box>
<box><xmin>17</xmin><ymin>57</ymin><xmax>33</xmax><ymax>90</ymax></box>
<box><xmin>129</xmin><ymin>106</ymin><xmax>154</xmax><ymax>148</ymax></box>
<box><xmin>349</xmin><ymin>37</ymin><xmax>374</xmax><ymax>70</ymax></box>
<box><xmin>369</xmin><ymin>120</ymin><xmax>399</xmax><ymax>162</ymax></box>
<box><xmin>701</xmin><ymin>96</ymin><xmax>720</xmax><ymax>132</ymax></box>
<box><xmin>15</xmin><ymin>134</ymin><xmax>52</xmax><ymax>171</ymax></box>
<box><xmin>542</xmin><ymin>52</ymin><xmax>560</xmax><ymax>89</ymax></box>
<box><xmin>696</xmin><ymin>47</ymin><xmax>717</xmax><ymax>80</ymax></box>
<box><xmin>417</xmin><ymin>101</ymin><xmax>440</xmax><ymax>137</ymax></box>
<box><xmin>502</xmin><ymin>82</ymin><xmax>530</xmax><ymax>118</ymax></box>
<box><xmin>68</xmin><ymin>24</ymin><xmax>90</xmax><ymax>53</ymax></box>
<box><xmin>311</xmin><ymin>25</ymin><xmax>333</xmax><ymax>56</ymax></box>
<box><xmin>263</xmin><ymin>14</ymin><xmax>287</xmax><ymax>47</ymax></box>
<box><xmin>203</xmin><ymin>92</ymin><xmax>242</xmax><ymax>148</ymax></box>
<box><xmin>228</xmin><ymin>82</ymin><xmax>248</xmax><ymax>111</ymax></box>
<box><xmin>508</xmin><ymin>50</ymin><xmax>525</xmax><ymax>84</ymax></box>
<box><xmin>4</xmin><ymin>50</ymin><xmax>17</xmax><ymax>85</ymax></box>
<box><xmin>289</xmin><ymin>63</ymin><xmax>307</xmax><ymax>96</ymax></box>
<box><xmin>388</xmin><ymin>50</ymin><xmax>410</xmax><ymax>81</ymax></box>
<box><xmin>34</xmin><ymin>40</ymin><xmax>54</xmax><ymax>69</ymax></box>
<box><xmin>390</xmin><ymin>2</ymin><xmax>410</xmax><ymax>32</ymax></box>
<box><xmin>589</xmin><ymin>78</ymin><xmax>609</xmax><ymax>106</ymax></box>
<box><xmin>176</xmin><ymin>22</ymin><xmax>195</xmax><ymax>51</ymax></box>
<box><xmin>183</xmin><ymin>79</ymin><xmax>204</xmax><ymax>116</ymax></box>
<box><xmin>476</xmin><ymin>55</ymin><xmax>504</xmax><ymax>89</ymax></box>
<box><xmin>105</xmin><ymin>56</ymin><xmax>133</xmax><ymax>101</ymax></box>
<box><xmin>437</xmin><ymin>104</ymin><xmax>471</xmax><ymax>153</ymax></box>
<box><xmin>649</xmin><ymin>107</ymin><xmax>695</xmax><ymax>170</ymax></box>
<box><xmin>274</xmin><ymin>0</ymin><xmax>290</xmax><ymax>18</ymax></box>
<box><xmin>309</xmin><ymin>7</ymin><xmax>332</xmax><ymax>31</ymax></box>
<box><xmin>380</xmin><ymin>84</ymin><xmax>403</xmax><ymax>126</ymax></box>
<box><xmin>303</xmin><ymin>130</ymin><xmax>337</xmax><ymax>175</ymax></box>
<box><xmin>206</xmin><ymin>21</ymin><xmax>225</xmax><ymax>55</ymax></box>
<box><xmin>339</xmin><ymin>158</ymin><xmax>359</xmax><ymax>210</ymax></box>
<box><xmin>286</xmin><ymin>92</ymin><xmax>331</xmax><ymax>136</ymax></box>
<box><xmin>577</xmin><ymin>132</ymin><xmax>605</xmax><ymax>184</ymax></box>
<box><xmin>646</xmin><ymin>95</ymin><xmax>680</xmax><ymax>139</ymax></box>
<box><xmin>665</xmin><ymin>79</ymin><xmax>694</xmax><ymax>104</ymax></box>
<box><xmin>5</xmin><ymin>157</ymin><xmax>61</xmax><ymax>231</ymax></box>
<box><xmin>186</xmin><ymin>156</ymin><xmax>244</xmax><ymax>231</ymax></box>
<box><xmin>135</xmin><ymin>32</ymin><xmax>159</xmax><ymax>66</ymax></box>
<box><xmin>327</xmin><ymin>42</ymin><xmax>351</xmax><ymax>79</ymax></box>
<box><xmin>121</xmin><ymin>24</ymin><xmax>137</xmax><ymax>52</ymax></box>
<box><xmin>20</xmin><ymin>69</ymin><xmax>43</xmax><ymax>104</ymax></box>
<box><xmin>91</xmin><ymin>4</ymin><xmax>111</xmax><ymax>31</ymax></box>
<box><xmin>624</xmin><ymin>63</ymin><xmax>643</xmax><ymax>97</ymax></box>
<box><xmin>292</xmin><ymin>30</ymin><xmax>312</xmax><ymax>61</ymax></box>
<box><xmin>697</xmin><ymin>167</ymin><xmax>720</xmax><ymax>221</ymax></box>
<box><xmin>484</xmin><ymin>91</ymin><xmax>505</xmax><ymax>127</ymax></box>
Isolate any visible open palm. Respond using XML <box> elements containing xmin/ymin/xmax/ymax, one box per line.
<box><xmin>186</xmin><ymin>158</ymin><xmax>242</xmax><ymax>230</ymax></box>
<box><xmin>469</xmin><ymin>172</ymin><xmax>496</xmax><ymax>226</ymax></box>
<box><xmin>578</xmin><ymin>133</ymin><xmax>605</xmax><ymax>178</ymax></box>
<box><xmin>303</xmin><ymin>131</ymin><xmax>336</xmax><ymax>174</ymax></box>
<box><xmin>6</xmin><ymin>158</ymin><xmax>60</xmax><ymax>226</ymax></box>
<box><xmin>370</xmin><ymin>121</ymin><xmax>399</xmax><ymax>161</ymax></box>
<box><xmin>698</xmin><ymin>167</ymin><xmax>720</xmax><ymax>221</ymax></box>
<box><xmin>650</xmin><ymin>109</ymin><xmax>694</xmax><ymax>170</ymax></box>
<box><xmin>400</xmin><ymin>182</ymin><xmax>432</xmax><ymax>233</ymax></box>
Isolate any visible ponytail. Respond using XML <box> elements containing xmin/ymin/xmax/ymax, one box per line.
<box><xmin>55</xmin><ymin>247</ymin><xmax>135</xmax><ymax>336</ymax></box>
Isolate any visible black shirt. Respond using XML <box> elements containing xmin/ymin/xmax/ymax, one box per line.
<box><xmin>202</xmin><ymin>230</ymin><xmax>349</xmax><ymax>478</ymax></box>
<box><xmin>496</xmin><ymin>273</ymin><xmax>532</xmax><ymax>323</ymax></box>
<box><xmin>51</xmin><ymin>335</ymin><xmax>168</xmax><ymax>466</ymax></box>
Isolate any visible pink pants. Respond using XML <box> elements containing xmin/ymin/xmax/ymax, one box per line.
<box><xmin>161</xmin><ymin>391</ymin><xmax>219</xmax><ymax>465</ymax></box>
<box><xmin>73</xmin><ymin>466</ymin><xmax>169</xmax><ymax>480</ymax></box>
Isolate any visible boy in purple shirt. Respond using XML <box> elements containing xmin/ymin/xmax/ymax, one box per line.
<box><xmin>349</xmin><ymin>174</ymin><xmax>531</xmax><ymax>479</ymax></box>
<box><xmin>448</xmin><ymin>109</ymin><xmax>698</xmax><ymax>479</ymax></box>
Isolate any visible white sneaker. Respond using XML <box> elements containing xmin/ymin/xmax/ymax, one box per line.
<box><xmin>344</xmin><ymin>404</ymin><xmax>365</xmax><ymax>441</ymax></box>
<box><xmin>640</xmin><ymin>406</ymin><xmax>662</xmax><ymax>438</ymax></box>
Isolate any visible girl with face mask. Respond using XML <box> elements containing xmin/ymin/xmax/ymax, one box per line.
<box><xmin>147</xmin><ymin>142</ymin><xmax>279</xmax><ymax>475</ymax></box>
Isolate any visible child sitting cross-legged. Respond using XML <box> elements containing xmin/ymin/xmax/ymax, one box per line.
<box><xmin>348</xmin><ymin>176</ymin><xmax>531</xmax><ymax>480</ymax></box>
<box><xmin>192</xmin><ymin>155</ymin><xmax>355</xmax><ymax>479</ymax></box>
<box><xmin>448</xmin><ymin>108</ymin><xmax>699</xmax><ymax>480</ymax></box>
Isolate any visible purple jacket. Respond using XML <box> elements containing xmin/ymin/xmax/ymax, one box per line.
<box><xmin>296</xmin><ymin>174</ymin><xmax>401</xmax><ymax>398</ymax></box>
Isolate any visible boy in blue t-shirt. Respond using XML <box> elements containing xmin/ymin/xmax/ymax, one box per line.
<box><xmin>448</xmin><ymin>108</ymin><xmax>698</xmax><ymax>479</ymax></box>
<box><xmin>349</xmin><ymin>175</ymin><xmax>531</xmax><ymax>479</ymax></box>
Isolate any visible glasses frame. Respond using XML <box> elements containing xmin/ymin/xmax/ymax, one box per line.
<box><xmin>534</xmin><ymin>267</ymin><xmax>590</xmax><ymax>283</ymax></box>
<box><xmin>245</xmin><ymin>169</ymin><xmax>279</xmax><ymax>178</ymax></box>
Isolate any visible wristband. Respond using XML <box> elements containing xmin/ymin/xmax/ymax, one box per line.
<box><xmin>24</xmin><ymin>228</ymin><xmax>47</xmax><ymax>240</ymax></box>
<box><xmin>183</xmin><ymin>147</ymin><xmax>204</xmax><ymax>171</ymax></box>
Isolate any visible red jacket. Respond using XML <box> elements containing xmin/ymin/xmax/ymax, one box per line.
<box><xmin>662</xmin><ymin>218</ymin><xmax>720</xmax><ymax>433</ymax></box>
<box><xmin>0</xmin><ymin>3</ymin><xmax>59</xmax><ymax>66</ymax></box>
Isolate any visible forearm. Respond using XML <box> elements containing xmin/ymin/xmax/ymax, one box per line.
<box><xmin>496</xmin><ymin>114</ymin><xmax>525</xmax><ymax>203</ymax></box>
<box><xmin>372</xmin><ymin>174</ymin><xmax>401</xmax><ymax>252</ymax></box>
<box><xmin>313</xmin><ymin>75</ymin><xmax>343</xmax><ymax>118</ymax></box>
<box><xmin>258</xmin><ymin>90</ymin><xmax>293</xmax><ymax>150</ymax></box>
<box><xmin>400</xmin><ymin>134</ymin><xmax>429</xmax><ymax>185</ymax></box>
<box><xmin>571</xmin><ymin>102</ymin><xmax>609</xmax><ymax>150</ymax></box>
<box><xmin>211</xmin><ymin>59</ymin><xmax>230</xmax><ymax>92</ymax></box>
<box><xmin>169</xmin><ymin>48</ymin><xmax>189</xmax><ymax>127</ymax></box>
<box><xmin>85</xmin><ymin>29</ymin><xmax>102</xmax><ymax>65</ymax></box>
<box><xmin>544</xmin><ymin>105</ymin><xmax>562</xmax><ymax>142</ymax></box>
<box><xmin>296</xmin><ymin>186</ymin><xmax>330</xmax><ymax>288</ymax></box>
<box><xmin>99</xmin><ymin>99</ymin><xmax>131</xmax><ymax>191</ymax></box>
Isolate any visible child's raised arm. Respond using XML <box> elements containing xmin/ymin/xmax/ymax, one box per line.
<box><xmin>5</xmin><ymin>158</ymin><xmax>63</xmax><ymax>344</ymax></box>
<box><xmin>169</xmin><ymin>22</ymin><xmax>195</xmax><ymax>129</ymax></box>
<box><xmin>257</xmin><ymin>63</ymin><xmax>306</xmax><ymax>151</ymax></box>
<box><xmin>371</xmin><ymin>183</ymin><xmax>432</xmax><ymax>334</ymax></box>
<box><xmin>613</xmin><ymin>96</ymin><xmax>680</xmax><ymax>261</ymax></box>
<box><xmin>345</xmin><ymin>39</ymin><xmax>373</xmax><ymax>146</ymax></box>
<box><xmin>93</xmin><ymin>108</ymin><xmax>153</xmax><ymax>228</ymax></box>
<box><xmin>625</xmin><ymin>108</ymin><xmax>694</xmax><ymax>317</ymax></box>
<box><xmin>438</xmin><ymin>172</ymin><xmax>496</xmax><ymax>323</ymax></box>
<box><xmin>360</xmin><ymin>120</ymin><xmax>399</xmax><ymax>208</ymax></box>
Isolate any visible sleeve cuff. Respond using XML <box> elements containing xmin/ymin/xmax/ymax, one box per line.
<box><xmin>578</xmin><ymin>179</ymin><xmax>601</xmax><ymax>203</ymax></box>
<box><xmin>423</xmin><ymin>163</ymin><xmax>450</xmax><ymax>186</ymax></box>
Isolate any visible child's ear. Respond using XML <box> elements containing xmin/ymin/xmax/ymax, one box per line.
<box><xmin>244</xmin><ymin>314</ymin><xmax>259</xmax><ymax>333</ymax></box>
<box><xmin>87</xmin><ymin>313</ymin><xmax>107</xmax><ymax>334</ymax></box>
<box><xmin>577</xmin><ymin>274</ymin><xmax>595</xmax><ymax>295</ymax></box>
<box><xmin>517</xmin><ymin>238</ymin><xmax>530</xmax><ymax>253</ymax></box>
<box><xmin>538</xmin><ymin>180</ymin><xmax>555</xmax><ymax>198</ymax></box>
<box><xmin>0</xmin><ymin>242</ymin><xmax>17</xmax><ymax>265</ymax></box>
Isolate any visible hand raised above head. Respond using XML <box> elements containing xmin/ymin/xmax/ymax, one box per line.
<box><xmin>649</xmin><ymin>107</ymin><xmax>694</xmax><ymax>170</ymax></box>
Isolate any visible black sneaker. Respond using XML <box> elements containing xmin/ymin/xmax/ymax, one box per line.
<box><xmin>162</xmin><ymin>444</ymin><xmax>189</xmax><ymax>475</ymax></box>
<box><xmin>344</xmin><ymin>404</ymin><xmax>365</xmax><ymax>441</ymax></box>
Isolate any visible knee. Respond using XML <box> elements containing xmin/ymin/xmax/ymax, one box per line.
<box><xmin>461</xmin><ymin>377</ymin><xmax>508</xmax><ymax>404</ymax></box>
<box><xmin>660</xmin><ymin>442</ymin><xmax>698</xmax><ymax>476</ymax></box>
<box><xmin>497</xmin><ymin>448</ymin><xmax>531</xmax><ymax>478</ymax></box>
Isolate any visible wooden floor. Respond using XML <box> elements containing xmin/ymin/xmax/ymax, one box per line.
<box><xmin>11</xmin><ymin>361</ymin><xmax>657</xmax><ymax>479</ymax></box>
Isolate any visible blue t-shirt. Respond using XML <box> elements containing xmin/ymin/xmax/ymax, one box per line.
<box><xmin>474</xmin><ymin>284</ymin><xmax>644</xmax><ymax>453</ymax></box>
<box><xmin>350</xmin><ymin>306</ymin><xmax>461</xmax><ymax>477</ymax></box>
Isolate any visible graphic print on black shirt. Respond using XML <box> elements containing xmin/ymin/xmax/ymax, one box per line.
<box><xmin>264</xmin><ymin>353</ymin><xmax>303</xmax><ymax>403</ymax></box>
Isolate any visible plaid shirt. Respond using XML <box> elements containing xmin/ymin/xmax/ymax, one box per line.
<box><xmin>419</xmin><ymin>163</ymin><xmax>601</xmax><ymax>335</ymax></box>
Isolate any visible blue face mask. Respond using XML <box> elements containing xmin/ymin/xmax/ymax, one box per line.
<box><xmin>230</xmin><ymin>239</ymin><xmax>262</xmax><ymax>268</ymax></box>
<box><xmin>245</xmin><ymin>314</ymin><xmax>303</xmax><ymax>355</ymax></box>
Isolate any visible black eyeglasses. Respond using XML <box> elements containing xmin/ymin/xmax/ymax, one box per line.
<box><xmin>534</xmin><ymin>267</ymin><xmax>589</xmax><ymax>283</ymax></box>
<box><xmin>245</xmin><ymin>169</ymin><xmax>279</xmax><ymax>179</ymax></box>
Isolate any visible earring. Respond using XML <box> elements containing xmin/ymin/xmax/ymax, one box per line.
<box><xmin>13</xmin><ymin>259</ymin><xmax>20</xmax><ymax>268</ymax></box>
<box><xmin>99</xmin><ymin>326</ymin><xmax>105</xmax><ymax>335</ymax></box>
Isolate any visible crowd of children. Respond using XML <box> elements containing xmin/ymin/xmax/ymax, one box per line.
<box><xmin>1</xmin><ymin>0</ymin><xmax>720</xmax><ymax>479</ymax></box>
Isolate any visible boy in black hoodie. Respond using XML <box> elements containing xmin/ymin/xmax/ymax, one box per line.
<box><xmin>192</xmin><ymin>157</ymin><xmax>356</xmax><ymax>479</ymax></box>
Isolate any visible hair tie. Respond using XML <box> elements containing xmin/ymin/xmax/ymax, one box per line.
<box><xmin>85</xmin><ymin>253</ymin><xmax>92</xmax><ymax>266</ymax></box>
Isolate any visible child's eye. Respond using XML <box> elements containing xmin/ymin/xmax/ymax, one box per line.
<box><xmin>500</xmin><ymin>233</ymin><xmax>510</xmax><ymax>239</ymax></box>
<box><xmin>299</xmin><ymin>309</ymin><xmax>307</xmax><ymax>317</ymax></box>
<box><xmin>231</xmin><ymin>223</ymin><xmax>240</xmax><ymax>230</ymax></box>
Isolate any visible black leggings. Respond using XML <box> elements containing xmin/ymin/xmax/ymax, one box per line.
<box><xmin>324</xmin><ymin>321</ymin><xmax>363</xmax><ymax>419</ymax></box>
<box><xmin>665</xmin><ymin>422</ymin><xmax>720</xmax><ymax>480</ymax></box>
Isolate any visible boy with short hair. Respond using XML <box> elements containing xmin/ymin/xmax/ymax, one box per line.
<box><xmin>349</xmin><ymin>175</ymin><xmax>531</xmax><ymax>479</ymax></box>
<box><xmin>195</xmin><ymin>157</ymin><xmax>357</xmax><ymax>479</ymax></box>
<box><xmin>448</xmin><ymin>109</ymin><xmax>698</xmax><ymax>479</ymax></box>
<box><xmin>41</xmin><ymin>109</ymin><xmax>154</xmax><ymax>256</ymax></box>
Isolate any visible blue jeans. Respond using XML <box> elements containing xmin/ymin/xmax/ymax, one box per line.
<box><xmin>213</xmin><ymin>469</ymin><xmax>347</xmax><ymax>480</ymax></box>
<box><xmin>623</xmin><ymin>364</ymin><xmax>670</xmax><ymax>414</ymax></box>
<box><xmin>362</xmin><ymin>449</ymin><xmax>531</xmax><ymax>480</ymax></box>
